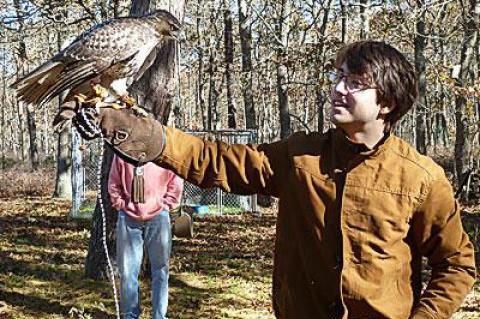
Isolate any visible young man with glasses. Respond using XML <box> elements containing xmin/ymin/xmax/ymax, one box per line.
<box><xmin>68</xmin><ymin>40</ymin><xmax>475</xmax><ymax>319</ymax></box>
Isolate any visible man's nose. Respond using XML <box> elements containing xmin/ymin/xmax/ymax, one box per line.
<box><xmin>334</xmin><ymin>78</ymin><xmax>348</xmax><ymax>95</ymax></box>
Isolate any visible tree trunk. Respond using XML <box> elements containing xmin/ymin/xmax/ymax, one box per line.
<box><xmin>315</xmin><ymin>0</ymin><xmax>332</xmax><ymax>132</ymax></box>
<box><xmin>207</xmin><ymin>50</ymin><xmax>219</xmax><ymax>130</ymax></box>
<box><xmin>340</xmin><ymin>0</ymin><xmax>348</xmax><ymax>43</ymax></box>
<box><xmin>454</xmin><ymin>0</ymin><xmax>478</xmax><ymax>187</ymax></box>
<box><xmin>129</xmin><ymin>0</ymin><xmax>186</xmax><ymax>122</ymax></box>
<box><xmin>207</xmin><ymin>7</ymin><xmax>222</xmax><ymax>131</ymax></box>
<box><xmin>9</xmin><ymin>105</ymin><xmax>18</xmax><ymax>160</ymax></box>
<box><xmin>53</xmin><ymin>87</ymin><xmax>72</xmax><ymax>200</ymax></box>
<box><xmin>414</xmin><ymin>2</ymin><xmax>427</xmax><ymax>155</ymax></box>
<box><xmin>85</xmin><ymin>148</ymin><xmax>116</xmax><ymax>279</ymax></box>
<box><xmin>277</xmin><ymin>59</ymin><xmax>290</xmax><ymax>139</ymax></box>
<box><xmin>238</xmin><ymin>0</ymin><xmax>256</xmax><ymax>129</ymax></box>
<box><xmin>53</xmin><ymin>29</ymin><xmax>73</xmax><ymax>199</ymax></box>
<box><xmin>277</xmin><ymin>0</ymin><xmax>291</xmax><ymax>139</ymax></box>
<box><xmin>195</xmin><ymin>1</ymin><xmax>207</xmax><ymax>129</ymax></box>
<box><xmin>53</xmin><ymin>125</ymin><xmax>72</xmax><ymax>199</ymax></box>
<box><xmin>359</xmin><ymin>0</ymin><xmax>370</xmax><ymax>39</ymax></box>
<box><xmin>198</xmin><ymin>49</ymin><xmax>207</xmax><ymax>129</ymax></box>
<box><xmin>224</xmin><ymin>0</ymin><xmax>237</xmax><ymax>128</ymax></box>
<box><xmin>1</xmin><ymin>58</ymin><xmax>6</xmax><ymax>168</ymax></box>
<box><xmin>84</xmin><ymin>0</ymin><xmax>186</xmax><ymax>279</ymax></box>
<box><xmin>26</xmin><ymin>105</ymin><xmax>39</xmax><ymax>170</ymax></box>
<box><xmin>13</xmin><ymin>0</ymin><xmax>39</xmax><ymax>170</ymax></box>
<box><xmin>16</xmin><ymin>99</ymin><xmax>27</xmax><ymax>162</ymax></box>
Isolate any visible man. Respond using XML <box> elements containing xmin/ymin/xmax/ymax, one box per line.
<box><xmin>108</xmin><ymin>154</ymin><xmax>183</xmax><ymax>319</ymax></box>
<box><xmin>70</xmin><ymin>41</ymin><xmax>475</xmax><ymax>319</ymax></box>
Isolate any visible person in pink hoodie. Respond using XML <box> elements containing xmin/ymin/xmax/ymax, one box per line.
<box><xmin>108</xmin><ymin>154</ymin><xmax>184</xmax><ymax>319</ymax></box>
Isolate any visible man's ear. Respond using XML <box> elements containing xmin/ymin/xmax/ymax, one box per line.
<box><xmin>379</xmin><ymin>103</ymin><xmax>395</xmax><ymax>115</ymax></box>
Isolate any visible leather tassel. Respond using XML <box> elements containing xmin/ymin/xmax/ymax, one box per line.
<box><xmin>132</xmin><ymin>166</ymin><xmax>145</xmax><ymax>204</ymax></box>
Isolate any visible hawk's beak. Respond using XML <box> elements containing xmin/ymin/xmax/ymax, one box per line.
<box><xmin>171</xmin><ymin>29</ymin><xmax>186</xmax><ymax>43</ymax></box>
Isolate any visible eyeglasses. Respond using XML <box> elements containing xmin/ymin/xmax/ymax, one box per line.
<box><xmin>328</xmin><ymin>71</ymin><xmax>375</xmax><ymax>93</ymax></box>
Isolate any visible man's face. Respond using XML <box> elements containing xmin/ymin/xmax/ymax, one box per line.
<box><xmin>330</xmin><ymin>62</ymin><xmax>386</xmax><ymax>131</ymax></box>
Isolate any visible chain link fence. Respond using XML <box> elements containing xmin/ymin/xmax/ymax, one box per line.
<box><xmin>71</xmin><ymin>129</ymin><xmax>259</xmax><ymax>217</ymax></box>
<box><xmin>71</xmin><ymin>129</ymin><xmax>103</xmax><ymax>218</ymax></box>
<box><xmin>183</xmin><ymin>130</ymin><xmax>258</xmax><ymax>215</ymax></box>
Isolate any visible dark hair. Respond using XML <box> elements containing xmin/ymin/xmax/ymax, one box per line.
<box><xmin>335</xmin><ymin>41</ymin><xmax>418</xmax><ymax>130</ymax></box>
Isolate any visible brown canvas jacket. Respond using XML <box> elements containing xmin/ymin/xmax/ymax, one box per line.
<box><xmin>157</xmin><ymin>127</ymin><xmax>476</xmax><ymax>319</ymax></box>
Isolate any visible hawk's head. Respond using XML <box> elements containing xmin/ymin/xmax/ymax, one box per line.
<box><xmin>145</xmin><ymin>10</ymin><xmax>182</xmax><ymax>40</ymax></box>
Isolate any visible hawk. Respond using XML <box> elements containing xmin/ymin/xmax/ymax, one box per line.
<box><xmin>11</xmin><ymin>9</ymin><xmax>181</xmax><ymax>129</ymax></box>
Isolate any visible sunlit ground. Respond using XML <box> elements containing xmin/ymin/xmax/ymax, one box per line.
<box><xmin>0</xmin><ymin>197</ymin><xmax>478</xmax><ymax>318</ymax></box>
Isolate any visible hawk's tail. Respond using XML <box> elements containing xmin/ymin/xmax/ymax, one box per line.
<box><xmin>10</xmin><ymin>61</ymin><xmax>65</xmax><ymax>107</ymax></box>
<box><xmin>11</xmin><ymin>60</ymin><xmax>97</xmax><ymax>107</ymax></box>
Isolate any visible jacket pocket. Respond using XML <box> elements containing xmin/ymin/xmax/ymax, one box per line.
<box><xmin>347</xmin><ymin>187</ymin><xmax>413</xmax><ymax>236</ymax></box>
<box><xmin>344</xmin><ymin>187</ymin><xmax>416</xmax><ymax>265</ymax></box>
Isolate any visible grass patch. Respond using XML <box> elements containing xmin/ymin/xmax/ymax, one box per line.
<box><xmin>77</xmin><ymin>201</ymin><xmax>96</xmax><ymax>219</ymax></box>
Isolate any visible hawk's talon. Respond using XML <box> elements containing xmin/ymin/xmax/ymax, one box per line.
<box><xmin>120</xmin><ymin>95</ymin><xmax>137</xmax><ymax>107</ymax></box>
<box><xmin>74</xmin><ymin>93</ymin><xmax>88</xmax><ymax>105</ymax></box>
<box><xmin>111</xmin><ymin>103</ymin><xmax>125</xmax><ymax>110</ymax></box>
<box><xmin>91</xmin><ymin>84</ymin><xmax>110</xmax><ymax>98</ymax></box>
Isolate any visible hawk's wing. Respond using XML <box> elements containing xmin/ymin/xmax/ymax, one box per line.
<box><xmin>11</xmin><ymin>11</ymin><xmax>178</xmax><ymax>107</ymax></box>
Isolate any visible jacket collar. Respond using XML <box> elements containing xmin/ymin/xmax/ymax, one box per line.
<box><xmin>333</xmin><ymin>128</ymin><xmax>393</xmax><ymax>158</ymax></box>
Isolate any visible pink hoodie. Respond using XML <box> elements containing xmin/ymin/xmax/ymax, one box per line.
<box><xmin>108</xmin><ymin>155</ymin><xmax>184</xmax><ymax>221</ymax></box>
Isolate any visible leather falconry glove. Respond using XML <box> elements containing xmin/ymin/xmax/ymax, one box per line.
<box><xmin>72</xmin><ymin>107</ymin><xmax>165</xmax><ymax>166</ymax></box>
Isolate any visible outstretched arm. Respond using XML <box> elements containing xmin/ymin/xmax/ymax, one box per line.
<box><xmin>156</xmin><ymin>127</ymin><xmax>287</xmax><ymax>196</ymax></box>
<box><xmin>70</xmin><ymin>107</ymin><xmax>289</xmax><ymax>197</ymax></box>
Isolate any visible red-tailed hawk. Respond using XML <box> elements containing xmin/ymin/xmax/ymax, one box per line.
<box><xmin>11</xmin><ymin>9</ymin><xmax>181</xmax><ymax>126</ymax></box>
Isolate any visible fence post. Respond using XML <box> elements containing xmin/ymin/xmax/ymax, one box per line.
<box><xmin>70</xmin><ymin>129</ymin><xmax>84</xmax><ymax>218</ymax></box>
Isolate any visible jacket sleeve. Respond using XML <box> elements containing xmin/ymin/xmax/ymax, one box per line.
<box><xmin>162</xmin><ymin>173</ymin><xmax>184</xmax><ymax>210</ymax></box>
<box><xmin>155</xmin><ymin>127</ymin><xmax>290</xmax><ymax>197</ymax></box>
<box><xmin>108</xmin><ymin>155</ymin><xmax>126</xmax><ymax>210</ymax></box>
<box><xmin>409</xmin><ymin>176</ymin><xmax>476</xmax><ymax>319</ymax></box>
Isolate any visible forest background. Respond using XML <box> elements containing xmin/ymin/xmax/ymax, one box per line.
<box><xmin>0</xmin><ymin>0</ymin><xmax>479</xmax><ymax>179</ymax></box>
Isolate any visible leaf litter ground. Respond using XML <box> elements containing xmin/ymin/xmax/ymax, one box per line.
<box><xmin>0</xmin><ymin>197</ymin><xmax>478</xmax><ymax>318</ymax></box>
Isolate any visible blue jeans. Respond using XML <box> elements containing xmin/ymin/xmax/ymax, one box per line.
<box><xmin>116</xmin><ymin>210</ymin><xmax>172</xmax><ymax>319</ymax></box>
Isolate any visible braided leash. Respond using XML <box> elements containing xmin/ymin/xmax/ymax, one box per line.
<box><xmin>96</xmin><ymin>134</ymin><xmax>121</xmax><ymax>319</ymax></box>
<box><xmin>78</xmin><ymin>108</ymin><xmax>102</xmax><ymax>138</ymax></box>
<box><xmin>76</xmin><ymin>109</ymin><xmax>120</xmax><ymax>318</ymax></box>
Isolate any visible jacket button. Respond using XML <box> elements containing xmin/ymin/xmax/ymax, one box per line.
<box><xmin>329</xmin><ymin>301</ymin><xmax>342</xmax><ymax>316</ymax></box>
<box><xmin>329</xmin><ymin>301</ymin><xmax>338</xmax><ymax>312</ymax></box>
<box><xmin>333</xmin><ymin>254</ymin><xmax>342</xmax><ymax>269</ymax></box>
